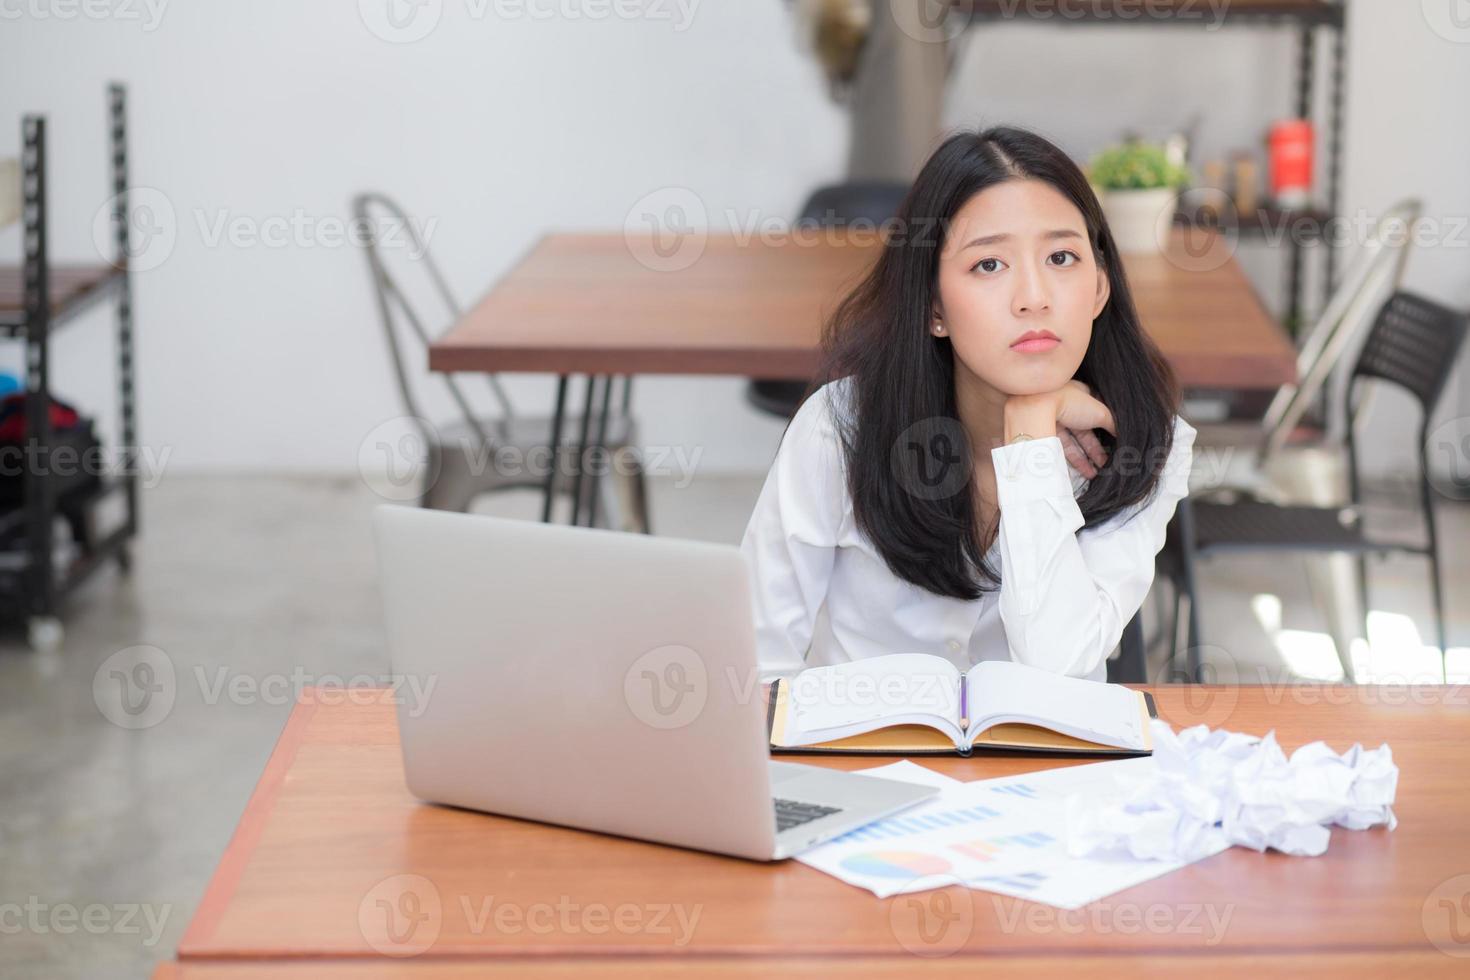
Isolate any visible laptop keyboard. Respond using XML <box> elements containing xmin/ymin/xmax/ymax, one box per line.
<box><xmin>774</xmin><ymin>798</ymin><xmax>843</xmax><ymax>833</ymax></box>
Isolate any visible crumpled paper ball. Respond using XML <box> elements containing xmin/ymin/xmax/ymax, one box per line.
<box><xmin>1066</xmin><ymin>719</ymin><xmax>1398</xmax><ymax>862</ymax></box>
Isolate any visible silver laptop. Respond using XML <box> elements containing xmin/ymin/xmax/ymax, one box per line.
<box><xmin>372</xmin><ymin>505</ymin><xmax>936</xmax><ymax>861</ymax></box>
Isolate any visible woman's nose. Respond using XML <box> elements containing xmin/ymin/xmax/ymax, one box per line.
<box><xmin>1012</xmin><ymin>262</ymin><xmax>1051</xmax><ymax>315</ymax></box>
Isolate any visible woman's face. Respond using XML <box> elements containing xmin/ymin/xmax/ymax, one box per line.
<box><xmin>932</xmin><ymin>178</ymin><xmax>1111</xmax><ymax>397</ymax></box>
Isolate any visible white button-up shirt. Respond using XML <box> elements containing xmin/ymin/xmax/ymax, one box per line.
<box><xmin>740</xmin><ymin>376</ymin><xmax>1197</xmax><ymax>684</ymax></box>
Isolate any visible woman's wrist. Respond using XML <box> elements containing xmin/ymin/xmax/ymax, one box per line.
<box><xmin>1002</xmin><ymin>394</ymin><xmax>1059</xmax><ymax>445</ymax></box>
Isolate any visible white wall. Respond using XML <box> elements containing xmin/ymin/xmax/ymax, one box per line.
<box><xmin>2</xmin><ymin>1</ymin><xmax>1466</xmax><ymax>481</ymax></box>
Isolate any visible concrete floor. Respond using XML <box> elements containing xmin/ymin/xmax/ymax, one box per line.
<box><xmin>1</xmin><ymin>473</ymin><xmax>1465</xmax><ymax>978</ymax></box>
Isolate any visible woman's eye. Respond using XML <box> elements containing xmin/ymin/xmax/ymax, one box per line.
<box><xmin>1048</xmin><ymin>250</ymin><xmax>1079</xmax><ymax>267</ymax></box>
<box><xmin>973</xmin><ymin>257</ymin><xmax>1006</xmax><ymax>274</ymax></box>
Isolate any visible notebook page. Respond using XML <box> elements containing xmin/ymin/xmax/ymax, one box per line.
<box><xmin>788</xmin><ymin>654</ymin><xmax>963</xmax><ymax>738</ymax></box>
<box><xmin>963</xmin><ymin>661</ymin><xmax>1144</xmax><ymax>750</ymax></box>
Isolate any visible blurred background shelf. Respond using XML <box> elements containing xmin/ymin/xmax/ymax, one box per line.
<box><xmin>1175</xmin><ymin>205</ymin><xmax>1337</xmax><ymax>241</ymax></box>
<box><xmin>958</xmin><ymin>0</ymin><xmax>1344</xmax><ymax>27</ymax></box>
<box><xmin>0</xmin><ymin>83</ymin><xmax>139</xmax><ymax>650</ymax></box>
<box><xmin>0</xmin><ymin>263</ymin><xmax>125</xmax><ymax>334</ymax></box>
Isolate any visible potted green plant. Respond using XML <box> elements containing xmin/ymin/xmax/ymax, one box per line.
<box><xmin>1088</xmin><ymin>141</ymin><xmax>1191</xmax><ymax>254</ymax></box>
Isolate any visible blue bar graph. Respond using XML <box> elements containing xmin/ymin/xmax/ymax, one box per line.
<box><xmin>830</xmin><ymin>804</ymin><xmax>1003</xmax><ymax>844</ymax></box>
<box><xmin>991</xmin><ymin>783</ymin><xmax>1040</xmax><ymax>799</ymax></box>
<box><xmin>973</xmin><ymin>871</ymin><xmax>1049</xmax><ymax>891</ymax></box>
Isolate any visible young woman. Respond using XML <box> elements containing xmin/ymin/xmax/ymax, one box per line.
<box><xmin>741</xmin><ymin>126</ymin><xmax>1196</xmax><ymax>684</ymax></box>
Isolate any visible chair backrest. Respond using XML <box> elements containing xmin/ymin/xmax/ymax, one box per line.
<box><xmin>352</xmin><ymin>192</ymin><xmax>514</xmax><ymax>446</ymax></box>
<box><xmin>1258</xmin><ymin>198</ymin><xmax>1422</xmax><ymax>464</ymax></box>
<box><xmin>1350</xmin><ymin>291</ymin><xmax>1469</xmax><ymax>416</ymax></box>
<box><xmin>797</xmin><ymin>181</ymin><xmax>909</xmax><ymax>227</ymax></box>
<box><xmin>1343</xmin><ymin>290</ymin><xmax>1469</xmax><ymax>501</ymax></box>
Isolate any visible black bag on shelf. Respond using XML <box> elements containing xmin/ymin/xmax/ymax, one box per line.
<box><xmin>0</xmin><ymin>393</ymin><xmax>106</xmax><ymax>510</ymax></box>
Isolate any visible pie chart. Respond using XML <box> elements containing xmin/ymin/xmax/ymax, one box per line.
<box><xmin>840</xmin><ymin>851</ymin><xmax>952</xmax><ymax>879</ymax></box>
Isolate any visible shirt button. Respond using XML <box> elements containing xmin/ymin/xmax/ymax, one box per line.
<box><xmin>947</xmin><ymin>640</ymin><xmax>962</xmax><ymax>653</ymax></box>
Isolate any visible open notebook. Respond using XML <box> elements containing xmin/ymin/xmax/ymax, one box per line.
<box><xmin>767</xmin><ymin>656</ymin><xmax>1155</xmax><ymax>757</ymax></box>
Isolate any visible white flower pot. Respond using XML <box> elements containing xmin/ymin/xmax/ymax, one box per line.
<box><xmin>1100</xmin><ymin>186</ymin><xmax>1177</xmax><ymax>255</ymax></box>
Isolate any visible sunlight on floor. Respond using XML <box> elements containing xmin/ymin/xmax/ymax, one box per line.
<box><xmin>1250</xmin><ymin>594</ymin><xmax>1468</xmax><ymax>684</ymax></box>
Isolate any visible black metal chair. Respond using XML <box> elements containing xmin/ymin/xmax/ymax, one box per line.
<box><xmin>745</xmin><ymin>181</ymin><xmax>909</xmax><ymax>419</ymax></box>
<box><xmin>1105</xmin><ymin>613</ymin><xmax>1149</xmax><ymax>684</ymax></box>
<box><xmin>1173</xmin><ymin>291</ymin><xmax>1468</xmax><ymax>681</ymax></box>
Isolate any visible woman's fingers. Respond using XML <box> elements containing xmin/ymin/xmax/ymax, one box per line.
<box><xmin>1072</xmin><ymin>427</ymin><xmax>1109</xmax><ymax>468</ymax></box>
<box><xmin>1060</xmin><ymin>429</ymin><xmax>1098</xmax><ymax>478</ymax></box>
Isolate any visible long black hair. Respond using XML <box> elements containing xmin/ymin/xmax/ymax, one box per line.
<box><xmin>809</xmin><ymin>126</ymin><xmax>1180</xmax><ymax>600</ymax></box>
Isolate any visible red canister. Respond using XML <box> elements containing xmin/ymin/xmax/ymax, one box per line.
<box><xmin>1269</xmin><ymin>119</ymin><xmax>1314</xmax><ymax>210</ymax></box>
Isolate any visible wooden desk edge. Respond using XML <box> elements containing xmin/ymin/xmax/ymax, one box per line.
<box><xmin>155</xmin><ymin>951</ymin><xmax>1470</xmax><ymax>978</ymax></box>
<box><xmin>426</xmin><ymin>344</ymin><xmax>823</xmax><ymax>379</ymax></box>
<box><xmin>178</xmin><ymin>698</ymin><xmax>323</xmax><ymax>955</ymax></box>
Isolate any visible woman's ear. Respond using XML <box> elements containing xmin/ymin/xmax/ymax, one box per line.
<box><xmin>931</xmin><ymin>301</ymin><xmax>946</xmax><ymax>336</ymax></box>
<box><xmin>1091</xmin><ymin>263</ymin><xmax>1111</xmax><ymax>320</ymax></box>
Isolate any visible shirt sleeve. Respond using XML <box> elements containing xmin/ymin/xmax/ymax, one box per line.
<box><xmin>991</xmin><ymin>414</ymin><xmax>1197</xmax><ymax>678</ymax></box>
<box><xmin>739</xmin><ymin>385</ymin><xmax>849</xmax><ymax>683</ymax></box>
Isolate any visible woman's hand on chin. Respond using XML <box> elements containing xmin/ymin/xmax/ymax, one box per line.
<box><xmin>1003</xmin><ymin>381</ymin><xmax>1114</xmax><ymax>479</ymax></box>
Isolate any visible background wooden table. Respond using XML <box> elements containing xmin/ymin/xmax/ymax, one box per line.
<box><xmin>165</xmin><ymin>685</ymin><xmax>1470</xmax><ymax>973</ymax></box>
<box><xmin>430</xmin><ymin>229</ymin><xmax>1296</xmax><ymax>390</ymax></box>
<box><xmin>429</xmin><ymin>228</ymin><xmax>1299</xmax><ymax>527</ymax></box>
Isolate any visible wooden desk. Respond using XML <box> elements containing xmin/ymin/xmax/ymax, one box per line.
<box><xmin>430</xmin><ymin>230</ymin><xmax>1296</xmax><ymax>391</ymax></box>
<box><xmin>163</xmin><ymin>685</ymin><xmax>1470</xmax><ymax>975</ymax></box>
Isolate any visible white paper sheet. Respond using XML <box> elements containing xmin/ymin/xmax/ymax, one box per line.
<box><xmin>854</xmin><ymin>760</ymin><xmax>964</xmax><ymax>790</ymax></box>
<box><xmin>798</xmin><ymin>757</ymin><xmax>1222</xmax><ymax>908</ymax></box>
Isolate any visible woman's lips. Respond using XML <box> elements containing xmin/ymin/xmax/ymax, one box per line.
<box><xmin>1011</xmin><ymin>336</ymin><xmax>1061</xmax><ymax>353</ymax></box>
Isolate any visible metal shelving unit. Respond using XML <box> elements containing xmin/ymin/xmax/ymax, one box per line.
<box><xmin>958</xmin><ymin>0</ymin><xmax>1349</xmax><ymax>334</ymax></box>
<box><xmin>0</xmin><ymin>83</ymin><xmax>139</xmax><ymax>649</ymax></box>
